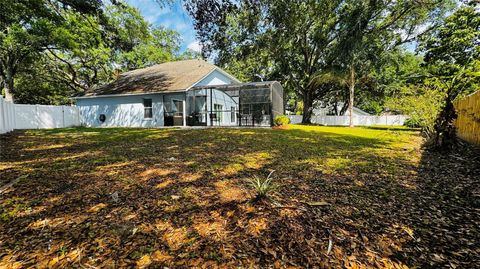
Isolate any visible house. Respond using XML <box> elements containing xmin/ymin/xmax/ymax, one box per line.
<box><xmin>74</xmin><ymin>59</ymin><xmax>284</xmax><ymax>127</ymax></box>
<box><xmin>312</xmin><ymin>101</ymin><xmax>371</xmax><ymax>116</ymax></box>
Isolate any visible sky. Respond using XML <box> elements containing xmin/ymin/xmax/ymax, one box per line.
<box><xmin>125</xmin><ymin>0</ymin><xmax>200</xmax><ymax>53</ymax></box>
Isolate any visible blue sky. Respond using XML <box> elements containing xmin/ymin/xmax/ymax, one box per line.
<box><xmin>125</xmin><ymin>0</ymin><xmax>200</xmax><ymax>53</ymax></box>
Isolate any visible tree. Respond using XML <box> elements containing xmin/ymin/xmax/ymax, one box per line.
<box><xmin>421</xmin><ymin>1</ymin><xmax>480</xmax><ymax>148</ymax></box>
<box><xmin>117</xmin><ymin>27</ymin><xmax>181</xmax><ymax>70</ymax></box>
<box><xmin>7</xmin><ymin>1</ymin><xmax>183</xmax><ymax>102</ymax></box>
<box><xmin>308</xmin><ymin>53</ymin><xmax>421</xmax><ymax>117</ymax></box>
<box><xmin>45</xmin><ymin>11</ymin><xmax>113</xmax><ymax>93</ymax></box>
<box><xmin>329</xmin><ymin>0</ymin><xmax>453</xmax><ymax>126</ymax></box>
<box><xmin>0</xmin><ymin>0</ymin><xmax>103</xmax><ymax>101</ymax></box>
<box><xmin>364</xmin><ymin>51</ymin><xmax>425</xmax><ymax>113</ymax></box>
<box><xmin>185</xmin><ymin>0</ymin><xmax>342</xmax><ymax>123</ymax></box>
<box><xmin>185</xmin><ymin>0</ymin><xmax>453</xmax><ymax>124</ymax></box>
<box><xmin>14</xmin><ymin>55</ymin><xmax>73</xmax><ymax>104</ymax></box>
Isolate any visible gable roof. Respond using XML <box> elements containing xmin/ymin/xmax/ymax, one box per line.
<box><xmin>80</xmin><ymin>59</ymin><xmax>239</xmax><ymax>97</ymax></box>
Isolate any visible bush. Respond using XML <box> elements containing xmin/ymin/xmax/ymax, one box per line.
<box><xmin>274</xmin><ymin>115</ymin><xmax>290</xmax><ymax>126</ymax></box>
<box><xmin>385</xmin><ymin>85</ymin><xmax>442</xmax><ymax>139</ymax></box>
<box><xmin>404</xmin><ymin>117</ymin><xmax>421</xmax><ymax>128</ymax></box>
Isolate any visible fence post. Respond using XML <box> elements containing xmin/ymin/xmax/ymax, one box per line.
<box><xmin>182</xmin><ymin>100</ymin><xmax>186</xmax><ymax>127</ymax></box>
<box><xmin>0</xmin><ymin>97</ymin><xmax>4</xmax><ymax>133</ymax></box>
<box><xmin>8</xmin><ymin>101</ymin><xmax>12</xmax><ymax>131</ymax></box>
<box><xmin>12</xmin><ymin>103</ymin><xmax>16</xmax><ymax>130</ymax></box>
<box><xmin>62</xmin><ymin>105</ymin><xmax>66</xmax><ymax>128</ymax></box>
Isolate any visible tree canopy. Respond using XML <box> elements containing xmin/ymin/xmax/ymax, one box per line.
<box><xmin>185</xmin><ymin>0</ymin><xmax>454</xmax><ymax>123</ymax></box>
<box><xmin>0</xmin><ymin>0</ymin><xmax>193</xmax><ymax>104</ymax></box>
<box><xmin>422</xmin><ymin>1</ymin><xmax>480</xmax><ymax>147</ymax></box>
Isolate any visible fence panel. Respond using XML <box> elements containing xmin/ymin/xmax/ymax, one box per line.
<box><xmin>63</xmin><ymin>105</ymin><xmax>81</xmax><ymax>127</ymax></box>
<box><xmin>0</xmin><ymin>96</ymin><xmax>15</xmax><ymax>134</ymax></box>
<box><xmin>287</xmin><ymin>115</ymin><xmax>407</xmax><ymax>126</ymax></box>
<box><xmin>0</xmin><ymin>96</ymin><xmax>80</xmax><ymax>133</ymax></box>
<box><xmin>454</xmin><ymin>91</ymin><xmax>480</xmax><ymax>145</ymax></box>
<box><xmin>38</xmin><ymin>105</ymin><xmax>64</xmax><ymax>128</ymax></box>
<box><xmin>15</xmin><ymin>104</ymin><xmax>40</xmax><ymax>129</ymax></box>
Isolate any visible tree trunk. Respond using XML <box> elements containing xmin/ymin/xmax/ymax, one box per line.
<box><xmin>433</xmin><ymin>94</ymin><xmax>457</xmax><ymax>149</ymax></box>
<box><xmin>302</xmin><ymin>90</ymin><xmax>314</xmax><ymax>124</ymax></box>
<box><xmin>348</xmin><ymin>65</ymin><xmax>355</xmax><ymax>127</ymax></box>
<box><xmin>3</xmin><ymin>69</ymin><xmax>14</xmax><ymax>102</ymax></box>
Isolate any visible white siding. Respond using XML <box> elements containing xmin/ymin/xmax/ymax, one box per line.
<box><xmin>76</xmin><ymin>94</ymin><xmax>165</xmax><ymax>127</ymax></box>
<box><xmin>194</xmin><ymin>69</ymin><xmax>237</xmax><ymax>87</ymax></box>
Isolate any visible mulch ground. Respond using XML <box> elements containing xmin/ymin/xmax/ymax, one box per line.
<box><xmin>0</xmin><ymin>126</ymin><xmax>478</xmax><ymax>268</ymax></box>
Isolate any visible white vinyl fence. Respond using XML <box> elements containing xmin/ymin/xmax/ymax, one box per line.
<box><xmin>0</xmin><ymin>96</ymin><xmax>80</xmax><ymax>134</ymax></box>
<box><xmin>288</xmin><ymin>115</ymin><xmax>407</xmax><ymax>126</ymax></box>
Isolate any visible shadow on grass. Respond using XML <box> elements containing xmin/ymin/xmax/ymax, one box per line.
<box><xmin>3</xmin><ymin>126</ymin><xmax>474</xmax><ymax>267</ymax></box>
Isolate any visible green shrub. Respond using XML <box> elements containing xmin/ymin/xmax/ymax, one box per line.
<box><xmin>404</xmin><ymin>117</ymin><xmax>421</xmax><ymax>128</ymax></box>
<box><xmin>274</xmin><ymin>115</ymin><xmax>290</xmax><ymax>126</ymax></box>
<box><xmin>385</xmin><ymin>85</ymin><xmax>442</xmax><ymax>139</ymax></box>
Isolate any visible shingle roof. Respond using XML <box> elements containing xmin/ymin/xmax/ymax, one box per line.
<box><xmin>82</xmin><ymin>59</ymin><xmax>219</xmax><ymax>96</ymax></box>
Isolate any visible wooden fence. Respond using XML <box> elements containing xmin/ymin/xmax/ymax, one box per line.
<box><xmin>454</xmin><ymin>90</ymin><xmax>480</xmax><ymax>145</ymax></box>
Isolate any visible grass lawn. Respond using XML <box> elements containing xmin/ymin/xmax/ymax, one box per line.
<box><xmin>0</xmin><ymin>125</ymin><xmax>478</xmax><ymax>268</ymax></box>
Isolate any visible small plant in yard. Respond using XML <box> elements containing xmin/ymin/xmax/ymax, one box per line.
<box><xmin>273</xmin><ymin>115</ymin><xmax>290</xmax><ymax>127</ymax></box>
<box><xmin>248</xmin><ymin>170</ymin><xmax>277</xmax><ymax>200</ymax></box>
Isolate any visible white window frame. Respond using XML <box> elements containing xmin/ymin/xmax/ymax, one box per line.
<box><xmin>143</xmin><ymin>98</ymin><xmax>153</xmax><ymax>119</ymax></box>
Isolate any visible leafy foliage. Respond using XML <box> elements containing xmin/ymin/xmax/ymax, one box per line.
<box><xmin>273</xmin><ymin>115</ymin><xmax>290</xmax><ymax>126</ymax></box>
<box><xmin>420</xmin><ymin>1</ymin><xmax>480</xmax><ymax>148</ymax></box>
<box><xmin>248</xmin><ymin>170</ymin><xmax>277</xmax><ymax>199</ymax></box>
<box><xmin>385</xmin><ymin>85</ymin><xmax>443</xmax><ymax>138</ymax></box>
<box><xmin>185</xmin><ymin>0</ymin><xmax>453</xmax><ymax>124</ymax></box>
<box><xmin>0</xmin><ymin>0</ymin><xmax>184</xmax><ymax>103</ymax></box>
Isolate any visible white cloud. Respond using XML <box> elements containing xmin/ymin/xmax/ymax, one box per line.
<box><xmin>187</xmin><ymin>41</ymin><xmax>202</xmax><ymax>53</ymax></box>
<box><xmin>126</xmin><ymin>0</ymin><xmax>167</xmax><ymax>24</ymax></box>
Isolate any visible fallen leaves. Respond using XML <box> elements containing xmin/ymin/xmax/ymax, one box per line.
<box><xmin>303</xmin><ymin>200</ymin><xmax>330</xmax><ymax>206</ymax></box>
<box><xmin>0</xmin><ymin>126</ymin><xmax>478</xmax><ymax>267</ymax></box>
<box><xmin>87</xmin><ymin>203</ymin><xmax>107</xmax><ymax>213</ymax></box>
<box><xmin>151</xmin><ymin>250</ymin><xmax>173</xmax><ymax>262</ymax></box>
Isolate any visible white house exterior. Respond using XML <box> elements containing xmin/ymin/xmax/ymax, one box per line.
<box><xmin>312</xmin><ymin>101</ymin><xmax>371</xmax><ymax>116</ymax></box>
<box><xmin>74</xmin><ymin>59</ymin><xmax>284</xmax><ymax>127</ymax></box>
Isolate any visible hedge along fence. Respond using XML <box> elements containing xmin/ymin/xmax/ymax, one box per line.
<box><xmin>0</xmin><ymin>96</ymin><xmax>80</xmax><ymax>134</ymax></box>
<box><xmin>454</xmin><ymin>90</ymin><xmax>480</xmax><ymax>145</ymax></box>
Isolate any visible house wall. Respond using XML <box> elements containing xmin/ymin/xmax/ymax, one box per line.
<box><xmin>75</xmin><ymin>69</ymin><xmax>237</xmax><ymax>127</ymax></box>
<box><xmin>76</xmin><ymin>94</ymin><xmax>165</xmax><ymax>127</ymax></box>
<box><xmin>194</xmin><ymin>70</ymin><xmax>237</xmax><ymax>87</ymax></box>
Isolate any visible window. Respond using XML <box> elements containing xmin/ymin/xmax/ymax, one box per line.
<box><xmin>173</xmin><ymin>100</ymin><xmax>183</xmax><ymax>116</ymax></box>
<box><xmin>214</xmin><ymin>104</ymin><xmax>223</xmax><ymax>121</ymax></box>
<box><xmin>231</xmin><ymin>106</ymin><xmax>235</xmax><ymax>122</ymax></box>
<box><xmin>143</xmin><ymin>99</ymin><xmax>152</xmax><ymax>118</ymax></box>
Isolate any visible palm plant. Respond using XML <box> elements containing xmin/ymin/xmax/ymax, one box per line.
<box><xmin>248</xmin><ymin>170</ymin><xmax>276</xmax><ymax>200</ymax></box>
